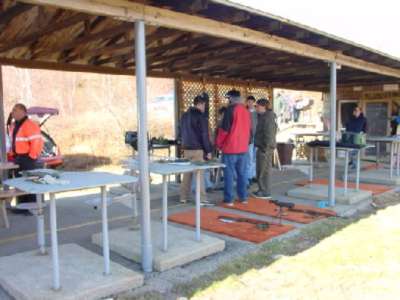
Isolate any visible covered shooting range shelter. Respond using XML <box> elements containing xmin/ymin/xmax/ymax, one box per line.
<box><xmin>1</xmin><ymin>0</ymin><xmax>400</xmax><ymax>272</ymax></box>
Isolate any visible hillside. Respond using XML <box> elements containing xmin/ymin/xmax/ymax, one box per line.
<box><xmin>2</xmin><ymin>66</ymin><xmax>175</xmax><ymax>168</ymax></box>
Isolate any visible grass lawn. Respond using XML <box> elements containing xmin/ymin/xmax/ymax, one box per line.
<box><xmin>172</xmin><ymin>203</ymin><xmax>400</xmax><ymax>300</ymax></box>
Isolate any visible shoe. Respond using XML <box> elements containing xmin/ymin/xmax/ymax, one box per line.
<box><xmin>179</xmin><ymin>199</ymin><xmax>188</xmax><ymax>204</ymax></box>
<box><xmin>252</xmin><ymin>191</ymin><xmax>272</xmax><ymax>200</ymax></box>
<box><xmin>224</xmin><ymin>202</ymin><xmax>234</xmax><ymax>207</ymax></box>
<box><xmin>206</xmin><ymin>188</ymin><xmax>214</xmax><ymax>193</ymax></box>
<box><xmin>240</xmin><ymin>199</ymin><xmax>248</xmax><ymax>204</ymax></box>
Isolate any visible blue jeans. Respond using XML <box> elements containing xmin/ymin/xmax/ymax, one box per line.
<box><xmin>246</xmin><ymin>143</ymin><xmax>256</xmax><ymax>180</ymax></box>
<box><xmin>222</xmin><ymin>153</ymin><xmax>248</xmax><ymax>203</ymax></box>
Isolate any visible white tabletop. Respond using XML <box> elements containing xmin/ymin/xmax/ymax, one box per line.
<box><xmin>312</xmin><ymin>144</ymin><xmax>375</xmax><ymax>151</ymax></box>
<box><xmin>295</xmin><ymin>132</ymin><xmax>329</xmax><ymax>137</ymax></box>
<box><xmin>367</xmin><ymin>136</ymin><xmax>400</xmax><ymax>142</ymax></box>
<box><xmin>4</xmin><ymin>171</ymin><xmax>138</xmax><ymax>194</ymax></box>
<box><xmin>124</xmin><ymin>158</ymin><xmax>224</xmax><ymax>175</ymax></box>
<box><xmin>0</xmin><ymin>162</ymin><xmax>18</xmax><ymax>171</ymax></box>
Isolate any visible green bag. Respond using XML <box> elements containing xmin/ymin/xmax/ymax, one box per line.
<box><xmin>342</xmin><ymin>132</ymin><xmax>366</xmax><ymax>145</ymax></box>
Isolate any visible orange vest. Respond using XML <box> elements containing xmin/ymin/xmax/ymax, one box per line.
<box><xmin>9</xmin><ymin>118</ymin><xmax>44</xmax><ymax>160</ymax></box>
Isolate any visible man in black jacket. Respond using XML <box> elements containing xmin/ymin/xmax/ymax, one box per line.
<box><xmin>179</xmin><ymin>94</ymin><xmax>212</xmax><ymax>203</ymax></box>
<box><xmin>345</xmin><ymin>106</ymin><xmax>367</xmax><ymax>168</ymax></box>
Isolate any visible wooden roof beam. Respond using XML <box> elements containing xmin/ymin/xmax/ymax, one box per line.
<box><xmin>0</xmin><ymin>2</ymin><xmax>31</xmax><ymax>26</ymax></box>
<box><xmin>33</xmin><ymin>22</ymin><xmax>132</xmax><ymax>59</ymax></box>
<box><xmin>0</xmin><ymin>12</ymin><xmax>90</xmax><ymax>53</ymax></box>
<box><xmin>20</xmin><ymin>0</ymin><xmax>400</xmax><ymax>79</ymax></box>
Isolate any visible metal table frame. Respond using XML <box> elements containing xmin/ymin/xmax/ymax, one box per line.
<box><xmin>125</xmin><ymin>158</ymin><xmax>223</xmax><ymax>251</ymax></box>
<box><xmin>309</xmin><ymin>145</ymin><xmax>373</xmax><ymax>195</ymax></box>
<box><xmin>294</xmin><ymin>132</ymin><xmax>329</xmax><ymax>159</ymax></box>
<box><xmin>367</xmin><ymin>136</ymin><xmax>400</xmax><ymax>178</ymax></box>
<box><xmin>4</xmin><ymin>171</ymin><xmax>137</xmax><ymax>291</ymax></box>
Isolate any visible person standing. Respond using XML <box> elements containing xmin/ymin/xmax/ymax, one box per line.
<box><xmin>216</xmin><ymin>90</ymin><xmax>251</xmax><ymax>206</ymax></box>
<box><xmin>179</xmin><ymin>94</ymin><xmax>212</xmax><ymax>203</ymax></box>
<box><xmin>8</xmin><ymin>103</ymin><xmax>44</xmax><ymax>208</ymax></box>
<box><xmin>345</xmin><ymin>106</ymin><xmax>367</xmax><ymax>168</ymax></box>
<box><xmin>246</xmin><ymin>96</ymin><xmax>257</xmax><ymax>185</ymax></box>
<box><xmin>253</xmin><ymin>98</ymin><xmax>277</xmax><ymax>199</ymax></box>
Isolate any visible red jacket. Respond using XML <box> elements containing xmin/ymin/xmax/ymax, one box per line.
<box><xmin>216</xmin><ymin>103</ymin><xmax>251</xmax><ymax>154</ymax></box>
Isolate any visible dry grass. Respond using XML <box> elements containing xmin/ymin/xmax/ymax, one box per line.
<box><xmin>179</xmin><ymin>204</ymin><xmax>400</xmax><ymax>300</ymax></box>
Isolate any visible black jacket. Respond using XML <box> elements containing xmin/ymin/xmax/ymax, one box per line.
<box><xmin>179</xmin><ymin>107</ymin><xmax>212</xmax><ymax>153</ymax></box>
<box><xmin>346</xmin><ymin>114</ymin><xmax>367</xmax><ymax>133</ymax></box>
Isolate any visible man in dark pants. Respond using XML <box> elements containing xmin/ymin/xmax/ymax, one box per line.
<box><xmin>178</xmin><ymin>94</ymin><xmax>212</xmax><ymax>203</ymax></box>
<box><xmin>253</xmin><ymin>99</ymin><xmax>277</xmax><ymax>199</ymax></box>
<box><xmin>8</xmin><ymin>104</ymin><xmax>43</xmax><ymax>210</ymax></box>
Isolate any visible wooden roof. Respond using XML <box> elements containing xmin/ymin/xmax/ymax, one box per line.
<box><xmin>1</xmin><ymin>0</ymin><xmax>400</xmax><ymax>91</ymax></box>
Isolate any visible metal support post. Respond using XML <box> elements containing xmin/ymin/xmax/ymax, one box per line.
<box><xmin>195</xmin><ymin>170</ymin><xmax>201</xmax><ymax>241</ymax></box>
<box><xmin>101</xmin><ymin>186</ymin><xmax>110</xmax><ymax>275</ymax></box>
<box><xmin>328</xmin><ymin>61</ymin><xmax>337</xmax><ymax>207</ymax></box>
<box><xmin>390</xmin><ymin>142</ymin><xmax>394</xmax><ymax>179</ymax></box>
<box><xmin>309</xmin><ymin>146</ymin><xmax>314</xmax><ymax>182</ymax></box>
<box><xmin>356</xmin><ymin>150</ymin><xmax>361</xmax><ymax>191</ymax></box>
<box><xmin>162</xmin><ymin>175</ymin><xmax>168</xmax><ymax>251</ymax></box>
<box><xmin>49</xmin><ymin>193</ymin><xmax>60</xmax><ymax>290</ymax></box>
<box><xmin>36</xmin><ymin>194</ymin><xmax>46</xmax><ymax>255</ymax></box>
<box><xmin>343</xmin><ymin>150</ymin><xmax>348</xmax><ymax>195</ymax></box>
<box><xmin>135</xmin><ymin>20</ymin><xmax>153</xmax><ymax>272</ymax></box>
<box><xmin>0</xmin><ymin>66</ymin><xmax>6</xmax><ymax>164</ymax></box>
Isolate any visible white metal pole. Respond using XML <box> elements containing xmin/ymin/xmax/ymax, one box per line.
<box><xmin>390</xmin><ymin>142</ymin><xmax>394</xmax><ymax>179</ymax></box>
<box><xmin>356</xmin><ymin>150</ymin><xmax>361</xmax><ymax>191</ymax></box>
<box><xmin>101</xmin><ymin>186</ymin><xmax>110</xmax><ymax>275</ymax></box>
<box><xmin>162</xmin><ymin>175</ymin><xmax>168</xmax><ymax>251</ymax></box>
<box><xmin>396</xmin><ymin>142</ymin><xmax>400</xmax><ymax>176</ymax></box>
<box><xmin>135</xmin><ymin>20</ymin><xmax>153</xmax><ymax>272</ymax></box>
<box><xmin>343</xmin><ymin>150</ymin><xmax>348</xmax><ymax>195</ymax></box>
<box><xmin>328</xmin><ymin>61</ymin><xmax>337</xmax><ymax>207</ymax></box>
<box><xmin>309</xmin><ymin>146</ymin><xmax>314</xmax><ymax>182</ymax></box>
<box><xmin>195</xmin><ymin>170</ymin><xmax>201</xmax><ymax>241</ymax></box>
<box><xmin>36</xmin><ymin>194</ymin><xmax>46</xmax><ymax>255</ymax></box>
<box><xmin>49</xmin><ymin>193</ymin><xmax>60</xmax><ymax>290</ymax></box>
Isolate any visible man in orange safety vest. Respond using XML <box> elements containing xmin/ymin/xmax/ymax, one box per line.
<box><xmin>8</xmin><ymin>103</ymin><xmax>44</xmax><ymax>210</ymax></box>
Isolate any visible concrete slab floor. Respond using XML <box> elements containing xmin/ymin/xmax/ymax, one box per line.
<box><xmin>92</xmin><ymin>222</ymin><xmax>226</xmax><ymax>272</ymax></box>
<box><xmin>287</xmin><ymin>184</ymin><xmax>372</xmax><ymax>205</ymax></box>
<box><xmin>0</xmin><ymin>166</ymin><xmax>385</xmax><ymax>299</ymax></box>
<box><xmin>348</xmin><ymin>168</ymin><xmax>400</xmax><ymax>185</ymax></box>
<box><xmin>0</xmin><ymin>243</ymin><xmax>143</xmax><ymax>300</ymax></box>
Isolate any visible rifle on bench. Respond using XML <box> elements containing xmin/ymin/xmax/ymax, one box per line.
<box><xmin>218</xmin><ymin>215</ymin><xmax>271</xmax><ymax>230</ymax></box>
<box><xmin>270</xmin><ymin>200</ymin><xmax>335</xmax><ymax>218</ymax></box>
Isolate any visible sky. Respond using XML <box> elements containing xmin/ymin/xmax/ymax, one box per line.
<box><xmin>233</xmin><ymin>0</ymin><xmax>400</xmax><ymax>59</ymax></box>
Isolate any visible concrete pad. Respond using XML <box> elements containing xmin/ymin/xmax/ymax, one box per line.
<box><xmin>92</xmin><ymin>222</ymin><xmax>225</xmax><ymax>272</ymax></box>
<box><xmin>0</xmin><ymin>244</ymin><xmax>143</xmax><ymax>300</ymax></box>
<box><xmin>348</xmin><ymin>168</ymin><xmax>400</xmax><ymax>185</ymax></box>
<box><xmin>287</xmin><ymin>184</ymin><xmax>372</xmax><ymax>205</ymax></box>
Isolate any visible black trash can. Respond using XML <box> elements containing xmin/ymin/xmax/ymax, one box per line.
<box><xmin>277</xmin><ymin>143</ymin><xmax>294</xmax><ymax>165</ymax></box>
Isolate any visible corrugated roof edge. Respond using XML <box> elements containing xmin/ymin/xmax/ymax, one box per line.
<box><xmin>211</xmin><ymin>0</ymin><xmax>400</xmax><ymax>63</ymax></box>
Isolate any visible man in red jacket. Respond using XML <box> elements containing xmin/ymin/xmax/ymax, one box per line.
<box><xmin>216</xmin><ymin>90</ymin><xmax>251</xmax><ymax>205</ymax></box>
